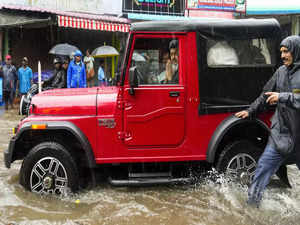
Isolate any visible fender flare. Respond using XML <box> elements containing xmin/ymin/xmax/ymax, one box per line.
<box><xmin>14</xmin><ymin>121</ymin><xmax>97</xmax><ymax>168</ymax></box>
<box><xmin>206</xmin><ymin>115</ymin><xmax>269</xmax><ymax>163</ymax></box>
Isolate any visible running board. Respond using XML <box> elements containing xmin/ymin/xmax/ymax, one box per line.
<box><xmin>108</xmin><ymin>177</ymin><xmax>192</xmax><ymax>187</ymax></box>
<box><xmin>129</xmin><ymin>172</ymin><xmax>171</xmax><ymax>178</ymax></box>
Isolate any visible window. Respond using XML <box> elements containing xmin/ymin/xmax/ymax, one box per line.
<box><xmin>207</xmin><ymin>38</ymin><xmax>277</xmax><ymax>67</ymax></box>
<box><xmin>129</xmin><ymin>37</ymin><xmax>179</xmax><ymax>85</ymax></box>
<box><xmin>199</xmin><ymin>37</ymin><xmax>278</xmax><ymax>106</ymax></box>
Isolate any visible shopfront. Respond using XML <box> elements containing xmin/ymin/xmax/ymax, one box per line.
<box><xmin>57</xmin><ymin>14</ymin><xmax>130</xmax><ymax>82</ymax></box>
<box><xmin>0</xmin><ymin>4</ymin><xmax>130</xmax><ymax>83</ymax></box>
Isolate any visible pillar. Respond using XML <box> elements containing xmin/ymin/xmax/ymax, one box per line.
<box><xmin>3</xmin><ymin>29</ymin><xmax>9</xmax><ymax>60</ymax></box>
<box><xmin>112</xmin><ymin>33</ymin><xmax>115</xmax><ymax>78</ymax></box>
<box><xmin>291</xmin><ymin>15</ymin><xmax>300</xmax><ymax>35</ymax></box>
<box><xmin>0</xmin><ymin>30</ymin><xmax>3</xmax><ymax>62</ymax></box>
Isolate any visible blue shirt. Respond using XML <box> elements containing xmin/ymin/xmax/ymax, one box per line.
<box><xmin>18</xmin><ymin>66</ymin><xmax>32</xmax><ymax>94</ymax></box>
<box><xmin>98</xmin><ymin>66</ymin><xmax>105</xmax><ymax>81</ymax></box>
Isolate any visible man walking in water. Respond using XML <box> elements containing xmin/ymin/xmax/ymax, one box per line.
<box><xmin>236</xmin><ymin>36</ymin><xmax>300</xmax><ymax>207</ymax></box>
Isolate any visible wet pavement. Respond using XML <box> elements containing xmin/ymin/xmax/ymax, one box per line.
<box><xmin>0</xmin><ymin>107</ymin><xmax>300</xmax><ymax>225</ymax></box>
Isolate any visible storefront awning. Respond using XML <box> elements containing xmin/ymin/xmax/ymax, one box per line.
<box><xmin>58</xmin><ymin>15</ymin><xmax>130</xmax><ymax>33</ymax></box>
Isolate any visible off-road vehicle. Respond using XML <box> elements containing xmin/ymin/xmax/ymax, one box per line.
<box><xmin>5</xmin><ymin>18</ymin><xmax>289</xmax><ymax>194</ymax></box>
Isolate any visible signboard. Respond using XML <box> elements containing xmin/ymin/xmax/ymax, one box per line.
<box><xmin>187</xmin><ymin>9</ymin><xmax>234</xmax><ymax>19</ymax></box>
<box><xmin>187</xmin><ymin>0</ymin><xmax>246</xmax><ymax>13</ymax></box>
<box><xmin>123</xmin><ymin>0</ymin><xmax>185</xmax><ymax>16</ymax></box>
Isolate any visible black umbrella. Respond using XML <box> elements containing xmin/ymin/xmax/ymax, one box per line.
<box><xmin>49</xmin><ymin>43</ymin><xmax>79</xmax><ymax>56</ymax></box>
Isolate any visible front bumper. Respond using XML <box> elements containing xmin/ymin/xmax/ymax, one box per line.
<box><xmin>4</xmin><ymin>138</ymin><xmax>16</xmax><ymax>169</ymax></box>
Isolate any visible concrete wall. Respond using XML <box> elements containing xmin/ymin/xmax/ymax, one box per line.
<box><xmin>0</xmin><ymin>0</ymin><xmax>123</xmax><ymax>15</ymax></box>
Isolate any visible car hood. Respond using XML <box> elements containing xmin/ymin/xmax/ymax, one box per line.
<box><xmin>31</xmin><ymin>87</ymin><xmax>102</xmax><ymax>116</ymax></box>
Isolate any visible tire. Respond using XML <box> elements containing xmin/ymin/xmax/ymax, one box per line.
<box><xmin>216</xmin><ymin>140</ymin><xmax>263</xmax><ymax>185</ymax></box>
<box><xmin>20</xmin><ymin>142</ymin><xmax>79</xmax><ymax>195</ymax></box>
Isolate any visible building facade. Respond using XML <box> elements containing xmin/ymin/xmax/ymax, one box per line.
<box><xmin>0</xmin><ymin>0</ymin><xmax>129</xmax><ymax>82</ymax></box>
<box><xmin>246</xmin><ymin>0</ymin><xmax>300</xmax><ymax>36</ymax></box>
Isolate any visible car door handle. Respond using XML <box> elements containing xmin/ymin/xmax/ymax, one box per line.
<box><xmin>169</xmin><ymin>91</ymin><xmax>180</xmax><ymax>97</ymax></box>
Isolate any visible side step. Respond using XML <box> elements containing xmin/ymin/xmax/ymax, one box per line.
<box><xmin>108</xmin><ymin>177</ymin><xmax>192</xmax><ymax>187</ymax></box>
<box><xmin>129</xmin><ymin>172</ymin><xmax>171</xmax><ymax>178</ymax></box>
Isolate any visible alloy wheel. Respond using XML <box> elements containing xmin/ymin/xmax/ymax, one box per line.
<box><xmin>30</xmin><ymin>157</ymin><xmax>69</xmax><ymax>195</ymax></box>
<box><xmin>226</xmin><ymin>153</ymin><xmax>257</xmax><ymax>185</ymax></box>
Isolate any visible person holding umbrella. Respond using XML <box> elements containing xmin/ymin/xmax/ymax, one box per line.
<box><xmin>67</xmin><ymin>50</ymin><xmax>86</xmax><ymax>88</ymax></box>
<box><xmin>62</xmin><ymin>58</ymin><xmax>69</xmax><ymax>88</ymax></box>
<box><xmin>98</xmin><ymin>59</ymin><xmax>106</xmax><ymax>86</ymax></box>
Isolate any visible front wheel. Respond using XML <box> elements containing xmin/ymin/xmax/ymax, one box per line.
<box><xmin>216</xmin><ymin>140</ymin><xmax>263</xmax><ymax>185</ymax></box>
<box><xmin>20</xmin><ymin>142</ymin><xmax>79</xmax><ymax>195</ymax></box>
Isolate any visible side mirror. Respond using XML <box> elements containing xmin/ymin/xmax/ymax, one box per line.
<box><xmin>129</xmin><ymin>67</ymin><xmax>139</xmax><ymax>95</ymax></box>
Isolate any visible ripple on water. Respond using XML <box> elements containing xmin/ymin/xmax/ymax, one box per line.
<box><xmin>1</xmin><ymin>168</ymin><xmax>300</xmax><ymax>225</ymax></box>
<box><xmin>1</xmin><ymin>108</ymin><xmax>300</xmax><ymax>225</ymax></box>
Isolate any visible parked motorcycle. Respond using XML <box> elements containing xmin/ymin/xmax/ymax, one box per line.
<box><xmin>19</xmin><ymin>83</ymin><xmax>55</xmax><ymax>115</ymax></box>
<box><xmin>19</xmin><ymin>83</ymin><xmax>38</xmax><ymax>115</ymax></box>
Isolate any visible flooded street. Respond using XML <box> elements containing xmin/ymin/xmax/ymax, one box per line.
<box><xmin>1</xmin><ymin>108</ymin><xmax>300</xmax><ymax>225</ymax></box>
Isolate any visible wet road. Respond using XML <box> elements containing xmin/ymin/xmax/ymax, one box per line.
<box><xmin>1</xmin><ymin>108</ymin><xmax>300</xmax><ymax>225</ymax></box>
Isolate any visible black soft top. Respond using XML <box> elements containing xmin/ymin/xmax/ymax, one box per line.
<box><xmin>130</xmin><ymin>18</ymin><xmax>281</xmax><ymax>40</ymax></box>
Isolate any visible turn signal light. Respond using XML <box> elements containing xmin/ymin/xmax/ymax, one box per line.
<box><xmin>31</xmin><ymin>124</ymin><xmax>47</xmax><ymax>130</ymax></box>
<box><xmin>12</xmin><ymin>126</ymin><xmax>19</xmax><ymax>135</ymax></box>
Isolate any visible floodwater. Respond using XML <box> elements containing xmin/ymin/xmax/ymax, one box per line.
<box><xmin>1</xmin><ymin>108</ymin><xmax>300</xmax><ymax>225</ymax></box>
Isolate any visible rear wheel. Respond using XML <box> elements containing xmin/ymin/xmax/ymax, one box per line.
<box><xmin>20</xmin><ymin>142</ymin><xmax>79</xmax><ymax>195</ymax></box>
<box><xmin>216</xmin><ymin>140</ymin><xmax>263</xmax><ymax>185</ymax></box>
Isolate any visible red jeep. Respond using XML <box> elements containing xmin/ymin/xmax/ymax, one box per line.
<box><xmin>4</xmin><ymin>18</ymin><xmax>283</xmax><ymax>194</ymax></box>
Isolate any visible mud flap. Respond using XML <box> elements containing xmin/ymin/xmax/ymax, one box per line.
<box><xmin>276</xmin><ymin>165</ymin><xmax>292</xmax><ymax>188</ymax></box>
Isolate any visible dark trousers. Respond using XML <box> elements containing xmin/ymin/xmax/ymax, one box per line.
<box><xmin>3</xmin><ymin>90</ymin><xmax>13</xmax><ymax>109</ymax></box>
<box><xmin>248</xmin><ymin>144</ymin><xmax>300</xmax><ymax>205</ymax></box>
